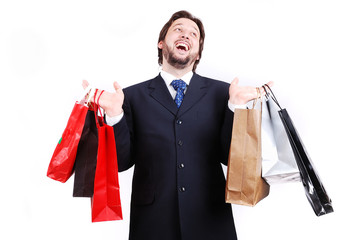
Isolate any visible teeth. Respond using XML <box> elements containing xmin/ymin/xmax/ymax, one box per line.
<box><xmin>176</xmin><ymin>43</ymin><xmax>189</xmax><ymax>51</ymax></box>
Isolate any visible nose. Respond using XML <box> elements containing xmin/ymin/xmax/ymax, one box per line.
<box><xmin>181</xmin><ymin>31</ymin><xmax>189</xmax><ymax>39</ymax></box>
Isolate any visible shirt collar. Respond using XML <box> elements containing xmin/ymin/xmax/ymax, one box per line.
<box><xmin>160</xmin><ymin>70</ymin><xmax>193</xmax><ymax>87</ymax></box>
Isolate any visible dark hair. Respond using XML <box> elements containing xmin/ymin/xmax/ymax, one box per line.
<box><xmin>157</xmin><ymin>10</ymin><xmax>205</xmax><ymax>72</ymax></box>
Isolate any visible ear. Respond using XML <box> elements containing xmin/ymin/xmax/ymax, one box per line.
<box><xmin>158</xmin><ymin>41</ymin><xmax>163</xmax><ymax>49</ymax></box>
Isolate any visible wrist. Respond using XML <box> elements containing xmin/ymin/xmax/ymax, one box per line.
<box><xmin>105</xmin><ymin>108</ymin><xmax>124</xmax><ymax>118</ymax></box>
<box><xmin>228</xmin><ymin>101</ymin><xmax>247</xmax><ymax>112</ymax></box>
<box><xmin>105</xmin><ymin>112</ymin><xmax>123</xmax><ymax>126</ymax></box>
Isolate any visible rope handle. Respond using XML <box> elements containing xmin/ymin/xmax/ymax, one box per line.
<box><xmin>251</xmin><ymin>87</ymin><xmax>262</xmax><ymax>109</ymax></box>
<box><xmin>263</xmin><ymin>84</ymin><xmax>282</xmax><ymax>110</ymax></box>
<box><xmin>93</xmin><ymin>89</ymin><xmax>105</xmax><ymax>127</ymax></box>
<box><xmin>97</xmin><ymin>90</ymin><xmax>105</xmax><ymax>118</ymax></box>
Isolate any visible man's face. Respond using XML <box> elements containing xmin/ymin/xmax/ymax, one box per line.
<box><xmin>158</xmin><ymin>18</ymin><xmax>200</xmax><ymax>70</ymax></box>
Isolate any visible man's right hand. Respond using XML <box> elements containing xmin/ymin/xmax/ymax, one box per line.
<box><xmin>82</xmin><ymin>80</ymin><xmax>124</xmax><ymax>117</ymax></box>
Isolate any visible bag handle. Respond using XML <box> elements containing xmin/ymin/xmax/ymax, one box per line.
<box><xmin>93</xmin><ymin>89</ymin><xmax>105</xmax><ymax>128</ymax></box>
<box><xmin>251</xmin><ymin>87</ymin><xmax>262</xmax><ymax>109</ymax></box>
<box><xmin>263</xmin><ymin>84</ymin><xmax>282</xmax><ymax>110</ymax></box>
<box><xmin>79</xmin><ymin>85</ymin><xmax>95</xmax><ymax>106</ymax></box>
<box><xmin>97</xmin><ymin>90</ymin><xmax>105</xmax><ymax>118</ymax></box>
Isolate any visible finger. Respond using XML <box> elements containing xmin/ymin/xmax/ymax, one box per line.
<box><xmin>87</xmin><ymin>88</ymin><xmax>97</xmax><ymax>103</ymax></box>
<box><xmin>231</xmin><ymin>77</ymin><xmax>239</xmax><ymax>85</ymax></box>
<box><xmin>82</xmin><ymin>79</ymin><xmax>89</xmax><ymax>90</ymax></box>
<box><xmin>259</xmin><ymin>81</ymin><xmax>274</xmax><ymax>96</ymax></box>
<box><xmin>113</xmin><ymin>81</ymin><xmax>122</xmax><ymax>93</ymax></box>
<box><xmin>266</xmin><ymin>81</ymin><xmax>274</xmax><ymax>88</ymax></box>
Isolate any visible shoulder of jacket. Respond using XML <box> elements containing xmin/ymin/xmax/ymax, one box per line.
<box><xmin>123</xmin><ymin>75</ymin><xmax>160</xmax><ymax>92</ymax></box>
<box><xmin>195</xmin><ymin>73</ymin><xmax>229</xmax><ymax>85</ymax></box>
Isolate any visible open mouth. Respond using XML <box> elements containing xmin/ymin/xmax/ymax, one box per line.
<box><xmin>175</xmin><ymin>42</ymin><xmax>190</xmax><ymax>51</ymax></box>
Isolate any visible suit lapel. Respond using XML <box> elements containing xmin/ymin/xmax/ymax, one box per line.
<box><xmin>148</xmin><ymin>73</ymin><xmax>208</xmax><ymax>117</ymax></box>
<box><xmin>177</xmin><ymin>73</ymin><xmax>207</xmax><ymax>117</ymax></box>
<box><xmin>148</xmin><ymin>75</ymin><xmax>178</xmax><ymax>116</ymax></box>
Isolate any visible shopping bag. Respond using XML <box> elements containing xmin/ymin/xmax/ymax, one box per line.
<box><xmin>47</xmin><ymin>101</ymin><xmax>89</xmax><ymax>183</ymax></box>
<box><xmin>261</xmin><ymin>90</ymin><xmax>300</xmax><ymax>184</ymax></box>
<box><xmin>73</xmin><ymin>108</ymin><xmax>98</xmax><ymax>197</ymax></box>
<box><xmin>264</xmin><ymin>84</ymin><xmax>333</xmax><ymax>216</ymax></box>
<box><xmin>225</xmin><ymin>89</ymin><xmax>270</xmax><ymax>206</ymax></box>
<box><xmin>91</xmin><ymin>90</ymin><xmax>123</xmax><ymax>222</ymax></box>
<box><xmin>47</xmin><ymin>87</ymin><xmax>95</xmax><ymax>183</ymax></box>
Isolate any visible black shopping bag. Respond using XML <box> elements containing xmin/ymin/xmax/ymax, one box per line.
<box><xmin>73</xmin><ymin>109</ymin><xmax>98</xmax><ymax>197</ymax></box>
<box><xmin>264</xmin><ymin>84</ymin><xmax>334</xmax><ymax>216</ymax></box>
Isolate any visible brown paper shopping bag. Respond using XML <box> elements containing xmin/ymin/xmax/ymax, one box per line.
<box><xmin>225</xmin><ymin>91</ymin><xmax>270</xmax><ymax>206</ymax></box>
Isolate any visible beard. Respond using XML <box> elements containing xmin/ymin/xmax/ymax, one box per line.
<box><xmin>162</xmin><ymin>42</ymin><xmax>198</xmax><ymax>69</ymax></box>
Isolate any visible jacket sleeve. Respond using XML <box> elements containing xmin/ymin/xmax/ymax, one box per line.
<box><xmin>112</xmin><ymin>95</ymin><xmax>135</xmax><ymax>172</ymax></box>
<box><xmin>220</xmin><ymin>106</ymin><xmax>234</xmax><ymax>166</ymax></box>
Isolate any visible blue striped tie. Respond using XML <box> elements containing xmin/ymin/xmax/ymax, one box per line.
<box><xmin>171</xmin><ymin>79</ymin><xmax>187</xmax><ymax>108</ymax></box>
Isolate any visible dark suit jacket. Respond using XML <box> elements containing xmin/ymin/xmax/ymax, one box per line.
<box><xmin>113</xmin><ymin>73</ymin><xmax>237</xmax><ymax>240</ymax></box>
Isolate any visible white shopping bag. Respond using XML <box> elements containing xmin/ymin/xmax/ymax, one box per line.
<box><xmin>261</xmin><ymin>92</ymin><xmax>301</xmax><ymax>184</ymax></box>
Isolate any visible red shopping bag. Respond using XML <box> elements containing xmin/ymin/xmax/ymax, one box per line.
<box><xmin>91</xmin><ymin>90</ymin><xmax>123</xmax><ymax>222</ymax></box>
<box><xmin>47</xmin><ymin>102</ymin><xmax>88</xmax><ymax>183</ymax></box>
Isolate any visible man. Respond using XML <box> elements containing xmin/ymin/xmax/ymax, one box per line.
<box><xmin>85</xmin><ymin>10</ymin><xmax>272</xmax><ymax>240</ymax></box>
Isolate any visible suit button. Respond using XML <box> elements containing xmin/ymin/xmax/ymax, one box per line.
<box><xmin>176</xmin><ymin>119</ymin><xmax>183</xmax><ymax>125</ymax></box>
<box><xmin>178</xmin><ymin>163</ymin><xmax>185</xmax><ymax>169</ymax></box>
<box><xmin>178</xmin><ymin>140</ymin><xmax>183</xmax><ymax>146</ymax></box>
<box><xmin>179</xmin><ymin>187</ymin><xmax>186</xmax><ymax>192</ymax></box>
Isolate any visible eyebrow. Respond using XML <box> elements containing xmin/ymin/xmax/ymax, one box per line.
<box><xmin>172</xmin><ymin>23</ymin><xmax>199</xmax><ymax>34</ymax></box>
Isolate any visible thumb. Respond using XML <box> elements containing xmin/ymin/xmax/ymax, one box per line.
<box><xmin>266</xmin><ymin>81</ymin><xmax>274</xmax><ymax>88</ymax></box>
<box><xmin>231</xmin><ymin>77</ymin><xmax>239</xmax><ymax>86</ymax></box>
<box><xmin>113</xmin><ymin>81</ymin><xmax>122</xmax><ymax>93</ymax></box>
<box><xmin>82</xmin><ymin>79</ymin><xmax>89</xmax><ymax>90</ymax></box>
<box><xmin>230</xmin><ymin>77</ymin><xmax>239</xmax><ymax>92</ymax></box>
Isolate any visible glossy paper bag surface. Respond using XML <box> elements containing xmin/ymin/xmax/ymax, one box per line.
<box><xmin>73</xmin><ymin>109</ymin><xmax>98</xmax><ymax>197</ymax></box>
<box><xmin>279</xmin><ymin>109</ymin><xmax>334</xmax><ymax>216</ymax></box>
<box><xmin>47</xmin><ymin>102</ymin><xmax>88</xmax><ymax>183</ymax></box>
<box><xmin>91</xmin><ymin>104</ymin><xmax>123</xmax><ymax>222</ymax></box>
<box><xmin>261</xmin><ymin>96</ymin><xmax>300</xmax><ymax>184</ymax></box>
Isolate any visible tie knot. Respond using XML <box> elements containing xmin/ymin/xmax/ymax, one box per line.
<box><xmin>171</xmin><ymin>79</ymin><xmax>187</xmax><ymax>91</ymax></box>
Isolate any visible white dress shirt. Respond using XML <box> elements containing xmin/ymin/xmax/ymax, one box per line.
<box><xmin>105</xmin><ymin>70</ymin><xmax>246</xmax><ymax>126</ymax></box>
<box><xmin>160</xmin><ymin>70</ymin><xmax>193</xmax><ymax>99</ymax></box>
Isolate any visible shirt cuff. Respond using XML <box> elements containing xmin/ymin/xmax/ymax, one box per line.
<box><xmin>105</xmin><ymin>112</ymin><xmax>124</xmax><ymax>126</ymax></box>
<box><xmin>228</xmin><ymin>101</ymin><xmax>247</xmax><ymax>112</ymax></box>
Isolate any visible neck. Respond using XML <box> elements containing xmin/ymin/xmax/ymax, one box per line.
<box><xmin>162</xmin><ymin>60</ymin><xmax>194</xmax><ymax>79</ymax></box>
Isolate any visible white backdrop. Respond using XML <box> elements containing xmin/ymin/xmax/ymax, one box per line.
<box><xmin>1</xmin><ymin>0</ymin><xmax>358</xmax><ymax>239</ymax></box>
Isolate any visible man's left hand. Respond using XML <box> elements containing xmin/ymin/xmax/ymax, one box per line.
<box><xmin>229</xmin><ymin>77</ymin><xmax>274</xmax><ymax>105</ymax></box>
